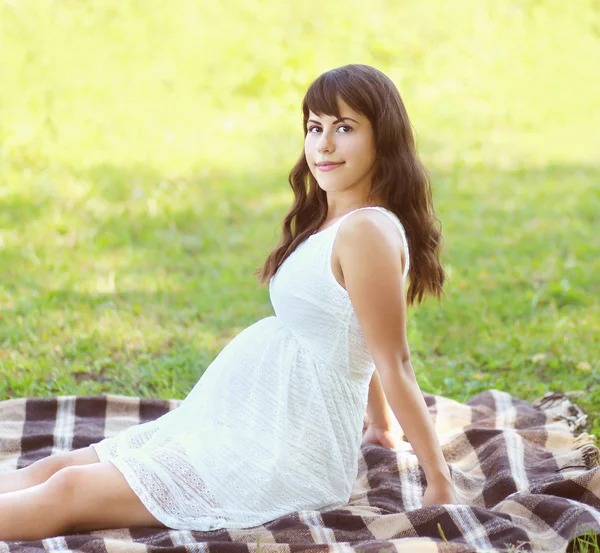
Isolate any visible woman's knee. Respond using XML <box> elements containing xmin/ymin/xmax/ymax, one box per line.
<box><xmin>24</xmin><ymin>454</ymin><xmax>68</xmax><ymax>483</ymax></box>
<box><xmin>27</xmin><ymin>446</ymin><xmax>100</xmax><ymax>482</ymax></box>
<box><xmin>44</xmin><ymin>466</ymin><xmax>85</xmax><ymax>502</ymax></box>
<box><xmin>42</xmin><ymin>467</ymin><xmax>90</xmax><ymax>533</ymax></box>
<box><xmin>43</xmin><ymin>462</ymin><xmax>169</xmax><ymax>533</ymax></box>
<box><xmin>43</xmin><ymin>466</ymin><xmax>86</xmax><ymax>521</ymax></box>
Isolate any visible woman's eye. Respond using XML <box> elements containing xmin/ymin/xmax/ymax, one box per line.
<box><xmin>307</xmin><ymin>125</ymin><xmax>352</xmax><ymax>133</ymax></box>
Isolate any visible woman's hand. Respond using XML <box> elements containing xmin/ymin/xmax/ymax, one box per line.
<box><xmin>363</xmin><ymin>420</ymin><xmax>459</xmax><ymax>506</ymax></box>
<box><xmin>422</xmin><ymin>478</ymin><xmax>459</xmax><ymax>507</ymax></box>
<box><xmin>361</xmin><ymin>422</ymin><xmax>402</xmax><ymax>449</ymax></box>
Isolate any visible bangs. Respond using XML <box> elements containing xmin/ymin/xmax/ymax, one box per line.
<box><xmin>302</xmin><ymin>70</ymin><xmax>367</xmax><ymax>121</ymax></box>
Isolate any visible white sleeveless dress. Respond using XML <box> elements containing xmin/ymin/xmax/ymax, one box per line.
<box><xmin>91</xmin><ymin>206</ymin><xmax>410</xmax><ymax>531</ymax></box>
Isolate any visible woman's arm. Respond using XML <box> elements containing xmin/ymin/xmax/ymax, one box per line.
<box><xmin>365</xmin><ymin>353</ymin><xmax>450</xmax><ymax>483</ymax></box>
<box><xmin>364</xmin><ymin>365</ymin><xmax>451</xmax><ymax>486</ymax></box>
<box><xmin>336</xmin><ymin>211</ymin><xmax>452</xmax><ymax>487</ymax></box>
<box><xmin>376</xmin><ymin>361</ymin><xmax>451</xmax><ymax>483</ymax></box>
<box><xmin>365</xmin><ymin>369</ymin><xmax>395</xmax><ymax>428</ymax></box>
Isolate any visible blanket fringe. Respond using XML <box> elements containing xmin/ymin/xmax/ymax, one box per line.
<box><xmin>533</xmin><ymin>391</ymin><xmax>600</xmax><ymax>468</ymax></box>
<box><xmin>533</xmin><ymin>391</ymin><xmax>588</xmax><ymax>432</ymax></box>
<box><xmin>571</xmin><ymin>433</ymin><xmax>600</xmax><ymax>468</ymax></box>
<box><xmin>578</xmin><ymin>442</ymin><xmax>600</xmax><ymax>468</ymax></box>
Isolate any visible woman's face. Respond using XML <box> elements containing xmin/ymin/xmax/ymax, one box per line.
<box><xmin>304</xmin><ymin>98</ymin><xmax>377</xmax><ymax>197</ymax></box>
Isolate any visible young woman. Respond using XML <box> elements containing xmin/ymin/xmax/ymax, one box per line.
<box><xmin>0</xmin><ymin>64</ymin><xmax>457</xmax><ymax>541</ymax></box>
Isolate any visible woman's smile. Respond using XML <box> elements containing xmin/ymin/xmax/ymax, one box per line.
<box><xmin>317</xmin><ymin>162</ymin><xmax>345</xmax><ymax>172</ymax></box>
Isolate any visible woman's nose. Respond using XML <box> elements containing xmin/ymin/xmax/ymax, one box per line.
<box><xmin>317</xmin><ymin>131</ymin><xmax>334</xmax><ymax>153</ymax></box>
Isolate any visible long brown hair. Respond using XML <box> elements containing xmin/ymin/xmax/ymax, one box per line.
<box><xmin>255</xmin><ymin>64</ymin><xmax>445</xmax><ymax>306</ymax></box>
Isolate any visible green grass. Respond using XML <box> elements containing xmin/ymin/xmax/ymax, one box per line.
<box><xmin>569</xmin><ymin>524</ymin><xmax>600</xmax><ymax>553</ymax></box>
<box><xmin>0</xmin><ymin>0</ymin><xmax>599</xmax><ymax>445</ymax></box>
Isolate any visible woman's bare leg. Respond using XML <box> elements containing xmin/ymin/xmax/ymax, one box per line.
<box><xmin>0</xmin><ymin>460</ymin><xmax>168</xmax><ymax>541</ymax></box>
<box><xmin>0</xmin><ymin>445</ymin><xmax>101</xmax><ymax>494</ymax></box>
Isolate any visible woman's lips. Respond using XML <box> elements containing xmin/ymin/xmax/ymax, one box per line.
<box><xmin>317</xmin><ymin>162</ymin><xmax>344</xmax><ymax>172</ymax></box>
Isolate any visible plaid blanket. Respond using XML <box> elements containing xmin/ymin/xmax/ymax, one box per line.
<box><xmin>0</xmin><ymin>389</ymin><xmax>598</xmax><ymax>553</ymax></box>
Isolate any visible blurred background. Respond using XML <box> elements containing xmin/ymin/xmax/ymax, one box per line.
<box><xmin>0</xmin><ymin>0</ymin><xmax>598</xmax><ymax>434</ymax></box>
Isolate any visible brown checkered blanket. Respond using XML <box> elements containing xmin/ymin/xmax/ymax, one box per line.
<box><xmin>0</xmin><ymin>390</ymin><xmax>598</xmax><ymax>552</ymax></box>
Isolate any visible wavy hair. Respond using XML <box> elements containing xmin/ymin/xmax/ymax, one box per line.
<box><xmin>255</xmin><ymin>64</ymin><xmax>445</xmax><ymax>306</ymax></box>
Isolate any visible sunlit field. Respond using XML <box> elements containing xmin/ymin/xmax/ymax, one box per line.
<box><xmin>1</xmin><ymin>0</ymin><xmax>599</xmax><ymax>440</ymax></box>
